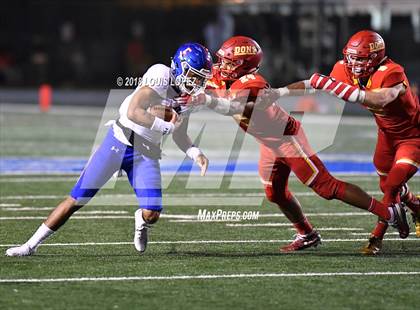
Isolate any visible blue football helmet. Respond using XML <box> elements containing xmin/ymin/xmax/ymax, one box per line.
<box><xmin>171</xmin><ymin>43</ymin><xmax>213</xmax><ymax>95</ymax></box>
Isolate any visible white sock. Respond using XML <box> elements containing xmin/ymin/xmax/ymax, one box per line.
<box><xmin>26</xmin><ymin>223</ymin><xmax>55</xmax><ymax>249</ymax></box>
<box><xmin>388</xmin><ymin>207</ymin><xmax>395</xmax><ymax>223</ymax></box>
<box><xmin>135</xmin><ymin>209</ymin><xmax>150</xmax><ymax>229</ymax></box>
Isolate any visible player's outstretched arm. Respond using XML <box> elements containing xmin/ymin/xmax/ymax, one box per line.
<box><xmin>253</xmin><ymin>80</ymin><xmax>316</xmax><ymax>111</ymax></box>
<box><xmin>363</xmin><ymin>84</ymin><xmax>405</xmax><ymax>108</ymax></box>
<box><xmin>172</xmin><ymin>116</ymin><xmax>208</xmax><ymax>176</ymax></box>
<box><xmin>187</xmin><ymin>93</ymin><xmax>246</xmax><ymax>116</ymax></box>
<box><xmin>270</xmin><ymin>80</ymin><xmax>315</xmax><ymax>97</ymax></box>
<box><xmin>127</xmin><ymin>86</ymin><xmax>178</xmax><ymax>135</ymax></box>
<box><xmin>309</xmin><ymin>73</ymin><xmax>404</xmax><ymax>109</ymax></box>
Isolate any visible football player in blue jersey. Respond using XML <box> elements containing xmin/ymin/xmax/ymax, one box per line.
<box><xmin>6</xmin><ymin>43</ymin><xmax>213</xmax><ymax>256</ymax></box>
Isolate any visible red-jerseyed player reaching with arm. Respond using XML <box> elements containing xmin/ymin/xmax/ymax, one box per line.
<box><xmin>187</xmin><ymin>36</ymin><xmax>410</xmax><ymax>252</ymax></box>
<box><xmin>268</xmin><ymin>30</ymin><xmax>419</xmax><ymax>255</ymax></box>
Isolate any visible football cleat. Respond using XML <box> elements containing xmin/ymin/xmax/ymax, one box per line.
<box><xmin>404</xmin><ymin>194</ymin><xmax>420</xmax><ymax>238</ymax></box>
<box><xmin>134</xmin><ymin>209</ymin><xmax>151</xmax><ymax>254</ymax></box>
<box><xmin>280</xmin><ymin>230</ymin><xmax>321</xmax><ymax>252</ymax></box>
<box><xmin>361</xmin><ymin>236</ymin><xmax>383</xmax><ymax>255</ymax></box>
<box><xmin>5</xmin><ymin>243</ymin><xmax>37</xmax><ymax>257</ymax></box>
<box><xmin>388</xmin><ymin>203</ymin><xmax>409</xmax><ymax>239</ymax></box>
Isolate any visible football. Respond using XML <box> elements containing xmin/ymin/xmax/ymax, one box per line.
<box><xmin>148</xmin><ymin>105</ymin><xmax>175</xmax><ymax>122</ymax></box>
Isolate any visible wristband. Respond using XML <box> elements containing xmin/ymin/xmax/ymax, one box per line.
<box><xmin>356</xmin><ymin>89</ymin><xmax>366</xmax><ymax>103</ymax></box>
<box><xmin>150</xmin><ymin>117</ymin><xmax>174</xmax><ymax>135</ymax></box>
<box><xmin>276</xmin><ymin>87</ymin><xmax>290</xmax><ymax>97</ymax></box>
<box><xmin>186</xmin><ymin>146</ymin><xmax>203</xmax><ymax>161</ymax></box>
<box><xmin>203</xmin><ymin>94</ymin><xmax>213</xmax><ymax>106</ymax></box>
<box><xmin>310</xmin><ymin>73</ymin><xmax>365</xmax><ymax>103</ymax></box>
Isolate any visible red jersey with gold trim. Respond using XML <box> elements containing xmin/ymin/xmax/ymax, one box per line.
<box><xmin>330</xmin><ymin>58</ymin><xmax>420</xmax><ymax>139</ymax></box>
<box><xmin>206</xmin><ymin>69</ymin><xmax>300</xmax><ymax>148</ymax></box>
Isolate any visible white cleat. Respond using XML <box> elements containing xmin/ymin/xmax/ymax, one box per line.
<box><xmin>5</xmin><ymin>244</ymin><xmax>36</xmax><ymax>257</ymax></box>
<box><xmin>134</xmin><ymin>209</ymin><xmax>150</xmax><ymax>254</ymax></box>
<box><xmin>134</xmin><ymin>227</ymin><xmax>149</xmax><ymax>253</ymax></box>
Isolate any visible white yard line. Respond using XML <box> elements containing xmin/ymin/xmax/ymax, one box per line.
<box><xmin>1</xmin><ymin>208</ymin><xmax>128</xmax><ymax>214</ymax></box>
<box><xmin>0</xmin><ymin>271</ymin><xmax>419</xmax><ymax>283</ymax></box>
<box><xmin>0</xmin><ymin>191</ymin><xmax>385</xmax><ymax>201</ymax></box>
<box><xmin>0</xmin><ymin>238</ymin><xmax>418</xmax><ymax>248</ymax></box>
<box><xmin>0</xmin><ymin>212</ymin><xmax>374</xmax><ymax>221</ymax></box>
<box><xmin>0</xmin><ymin>195</ymin><xmax>65</xmax><ymax>200</ymax></box>
<box><xmin>0</xmin><ymin>175</ymin><xmax>394</xmax><ymax>183</ymax></box>
<box><xmin>0</xmin><ymin>177</ymin><xmax>78</xmax><ymax>183</ymax></box>
<box><xmin>225</xmin><ymin>223</ymin><xmax>365</xmax><ymax>230</ymax></box>
<box><xmin>0</xmin><ymin>203</ymin><xmax>21</xmax><ymax>207</ymax></box>
<box><xmin>226</xmin><ymin>223</ymin><xmax>292</xmax><ymax>227</ymax></box>
<box><xmin>170</xmin><ymin>212</ymin><xmax>369</xmax><ymax>223</ymax></box>
<box><xmin>350</xmin><ymin>232</ymin><xmax>402</xmax><ymax>236</ymax></box>
<box><xmin>0</xmin><ymin>216</ymin><xmax>133</xmax><ymax>220</ymax></box>
<box><xmin>291</xmin><ymin>227</ymin><xmax>365</xmax><ymax>231</ymax></box>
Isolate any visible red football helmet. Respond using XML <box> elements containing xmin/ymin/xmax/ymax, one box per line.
<box><xmin>343</xmin><ymin>30</ymin><xmax>387</xmax><ymax>78</ymax></box>
<box><xmin>215</xmin><ymin>36</ymin><xmax>263</xmax><ymax>81</ymax></box>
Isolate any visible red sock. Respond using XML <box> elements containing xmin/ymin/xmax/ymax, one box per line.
<box><xmin>293</xmin><ymin>217</ymin><xmax>313</xmax><ymax>235</ymax></box>
<box><xmin>383</xmin><ymin>164</ymin><xmax>417</xmax><ymax>204</ymax></box>
<box><xmin>368</xmin><ymin>198</ymin><xmax>391</xmax><ymax>221</ymax></box>
<box><xmin>371</xmin><ymin>220</ymin><xmax>388</xmax><ymax>239</ymax></box>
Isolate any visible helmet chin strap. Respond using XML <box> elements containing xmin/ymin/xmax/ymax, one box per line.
<box><xmin>348</xmin><ymin>53</ymin><xmax>387</xmax><ymax>82</ymax></box>
<box><xmin>378</xmin><ymin>56</ymin><xmax>388</xmax><ymax>66</ymax></box>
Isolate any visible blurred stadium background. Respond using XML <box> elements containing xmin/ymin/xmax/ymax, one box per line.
<box><xmin>1</xmin><ymin>0</ymin><xmax>419</xmax><ymax>101</ymax></box>
<box><xmin>1</xmin><ymin>2</ymin><xmax>420</xmax><ymax>308</ymax></box>
<box><xmin>1</xmin><ymin>0</ymin><xmax>420</xmax><ymax>176</ymax></box>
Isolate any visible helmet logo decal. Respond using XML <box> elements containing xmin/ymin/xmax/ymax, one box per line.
<box><xmin>369</xmin><ymin>41</ymin><xmax>384</xmax><ymax>52</ymax></box>
<box><xmin>180</xmin><ymin>47</ymin><xmax>192</xmax><ymax>57</ymax></box>
<box><xmin>234</xmin><ymin>45</ymin><xmax>258</xmax><ymax>56</ymax></box>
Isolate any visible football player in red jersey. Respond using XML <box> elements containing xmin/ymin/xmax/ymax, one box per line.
<box><xmin>187</xmin><ymin>36</ymin><xmax>409</xmax><ymax>252</ymax></box>
<box><xmin>268</xmin><ymin>30</ymin><xmax>419</xmax><ymax>254</ymax></box>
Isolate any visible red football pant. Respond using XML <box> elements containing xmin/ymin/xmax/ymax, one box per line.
<box><xmin>370</xmin><ymin>131</ymin><xmax>419</xmax><ymax>238</ymax></box>
<box><xmin>258</xmin><ymin>130</ymin><xmax>347</xmax><ymax>204</ymax></box>
<box><xmin>373</xmin><ymin>130</ymin><xmax>419</xmax><ymax>204</ymax></box>
<box><xmin>258</xmin><ymin>129</ymin><xmax>391</xmax><ymax>220</ymax></box>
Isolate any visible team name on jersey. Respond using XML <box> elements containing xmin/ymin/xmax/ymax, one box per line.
<box><xmin>234</xmin><ymin>45</ymin><xmax>258</xmax><ymax>56</ymax></box>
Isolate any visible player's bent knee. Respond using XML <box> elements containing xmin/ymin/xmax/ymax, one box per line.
<box><xmin>264</xmin><ymin>185</ymin><xmax>292</xmax><ymax>204</ymax></box>
<box><xmin>310</xmin><ymin>175</ymin><xmax>346</xmax><ymax>200</ymax></box>
<box><xmin>142</xmin><ymin>209</ymin><xmax>160</xmax><ymax>224</ymax></box>
<box><xmin>264</xmin><ymin>185</ymin><xmax>275</xmax><ymax>202</ymax></box>
<box><xmin>382</xmin><ymin>181</ymin><xmax>401</xmax><ymax>195</ymax></box>
<box><xmin>62</xmin><ymin>196</ymin><xmax>84</xmax><ymax>213</ymax></box>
